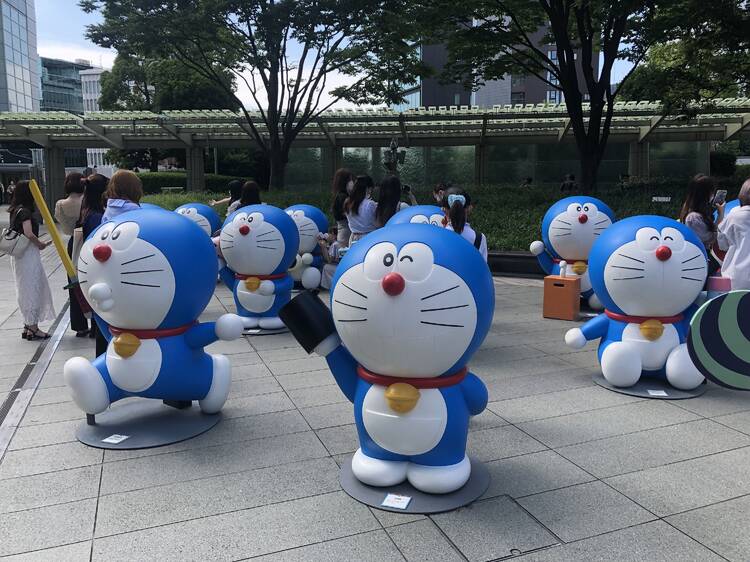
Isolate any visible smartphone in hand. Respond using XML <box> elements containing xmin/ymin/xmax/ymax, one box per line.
<box><xmin>713</xmin><ymin>189</ymin><xmax>728</xmax><ymax>207</ymax></box>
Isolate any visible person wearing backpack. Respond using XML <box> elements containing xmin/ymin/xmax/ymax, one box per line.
<box><xmin>442</xmin><ymin>187</ymin><xmax>488</xmax><ymax>261</ymax></box>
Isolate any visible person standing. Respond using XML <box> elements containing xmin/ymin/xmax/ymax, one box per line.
<box><xmin>679</xmin><ymin>174</ymin><xmax>723</xmax><ymax>274</ymax></box>
<box><xmin>375</xmin><ymin>175</ymin><xmax>413</xmax><ymax>227</ymax></box>
<box><xmin>717</xmin><ymin>178</ymin><xmax>750</xmax><ymax>289</ymax></box>
<box><xmin>54</xmin><ymin>172</ymin><xmax>84</xmax><ymax>236</ymax></box>
<box><xmin>345</xmin><ymin>175</ymin><xmax>378</xmax><ymax>245</ymax></box>
<box><xmin>442</xmin><ymin>187</ymin><xmax>488</xmax><ymax>261</ymax></box>
<box><xmin>102</xmin><ymin>170</ymin><xmax>143</xmax><ymax>222</ymax></box>
<box><xmin>227</xmin><ymin>180</ymin><xmax>262</xmax><ymax>215</ymax></box>
<box><xmin>7</xmin><ymin>181</ymin><xmax>55</xmax><ymax>340</ymax></box>
<box><xmin>331</xmin><ymin>168</ymin><xmax>354</xmax><ymax>246</ymax></box>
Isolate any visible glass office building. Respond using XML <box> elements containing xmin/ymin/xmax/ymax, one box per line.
<box><xmin>0</xmin><ymin>0</ymin><xmax>40</xmax><ymax>112</ymax></box>
<box><xmin>41</xmin><ymin>57</ymin><xmax>90</xmax><ymax>112</ymax></box>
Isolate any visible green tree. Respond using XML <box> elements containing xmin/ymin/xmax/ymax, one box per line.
<box><xmin>80</xmin><ymin>0</ymin><xmax>425</xmax><ymax>188</ymax></box>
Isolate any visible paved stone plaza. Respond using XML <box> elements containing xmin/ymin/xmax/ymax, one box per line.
<box><xmin>1</xmin><ymin>241</ymin><xmax>750</xmax><ymax>561</ymax></box>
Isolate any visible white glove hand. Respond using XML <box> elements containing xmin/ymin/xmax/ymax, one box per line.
<box><xmin>215</xmin><ymin>314</ymin><xmax>244</xmax><ymax>340</ymax></box>
<box><xmin>258</xmin><ymin>280</ymin><xmax>275</xmax><ymax>295</ymax></box>
<box><xmin>301</xmin><ymin>253</ymin><xmax>314</xmax><ymax>266</ymax></box>
<box><xmin>530</xmin><ymin>241</ymin><xmax>545</xmax><ymax>256</ymax></box>
<box><xmin>565</xmin><ymin>328</ymin><xmax>587</xmax><ymax>350</ymax></box>
<box><xmin>88</xmin><ymin>282</ymin><xmax>114</xmax><ymax>311</ymax></box>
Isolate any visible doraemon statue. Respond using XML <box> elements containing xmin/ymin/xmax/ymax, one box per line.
<box><xmin>281</xmin><ymin>224</ymin><xmax>493</xmax><ymax>494</ymax></box>
<box><xmin>219</xmin><ymin>204</ymin><xmax>298</xmax><ymax>330</ymax></box>
<box><xmin>530</xmin><ymin>196</ymin><xmax>616</xmax><ymax>309</ymax></box>
<box><xmin>63</xmin><ymin>209</ymin><xmax>245</xmax><ymax>415</ymax></box>
<box><xmin>565</xmin><ymin>215</ymin><xmax>708</xmax><ymax>390</ymax></box>
<box><xmin>175</xmin><ymin>203</ymin><xmax>221</xmax><ymax>236</ymax></box>
<box><xmin>387</xmin><ymin>205</ymin><xmax>445</xmax><ymax>227</ymax></box>
<box><xmin>285</xmin><ymin>204</ymin><xmax>328</xmax><ymax>290</ymax></box>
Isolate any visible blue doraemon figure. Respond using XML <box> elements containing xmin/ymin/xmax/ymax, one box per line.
<box><xmin>565</xmin><ymin>215</ymin><xmax>708</xmax><ymax>390</ymax></box>
<box><xmin>175</xmin><ymin>203</ymin><xmax>221</xmax><ymax>236</ymax></box>
<box><xmin>284</xmin><ymin>224</ymin><xmax>493</xmax><ymax>493</ymax></box>
<box><xmin>386</xmin><ymin>205</ymin><xmax>445</xmax><ymax>227</ymax></box>
<box><xmin>285</xmin><ymin>204</ymin><xmax>328</xmax><ymax>290</ymax></box>
<box><xmin>530</xmin><ymin>196</ymin><xmax>616</xmax><ymax>309</ymax></box>
<box><xmin>219</xmin><ymin>204</ymin><xmax>299</xmax><ymax>330</ymax></box>
<box><xmin>63</xmin><ymin>209</ymin><xmax>245</xmax><ymax>415</ymax></box>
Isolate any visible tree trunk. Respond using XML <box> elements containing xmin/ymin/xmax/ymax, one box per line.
<box><xmin>149</xmin><ymin>148</ymin><xmax>159</xmax><ymax>172</ymax></box>
<box><xmin>268</xmin><ymin>150</ymin><xmax>287</xmax><ymax>190</ymax></box>
<box><xmin>579</xmin><ymin>144</ymin><xmax>601</xmax><ymax>194</ymax></box>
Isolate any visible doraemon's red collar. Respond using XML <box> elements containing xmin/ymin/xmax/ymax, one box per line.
<box><xmin>605</xmin><ymin>310</ymin><xmax>683</xmax><ymax>324</ymax></box>
<box><xmin>357</xmin><ymin>365</ymin><xmax>467</xmax><ymax>388</ymax></box>
<box><xmin>109</xmin><ymin>322</ymin><xmax>196</xmax><ymax>339</ymax></box>
<box><xmin>235</xmin><ymin>272</ymin><xmax>286</xmax><ymax>280</ymax></box>
<box><xmin>553</xmin><ymin>258</ymin><xmax>587</xmax><ymax>264</ymax></box>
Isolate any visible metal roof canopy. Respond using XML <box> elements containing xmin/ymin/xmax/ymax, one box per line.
<box><xmin>0</xmin><ymin>98</ymin><xmax>748</xmax><ymax>150</ymax></box>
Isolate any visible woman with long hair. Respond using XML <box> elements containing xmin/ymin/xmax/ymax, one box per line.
<box><xmin>375</xmin><ymin>175</ymin><xmax>412</xmax><ymax>227</ymax></box>
<box><xmin>442</xmin><ymin>187</ymin><xmax>488</xmax><ymax>261</ymax></box>
<box><xmin>228</xmin><ymin>180</ymin><xmax>262</xmax><ymax>215</ymax></box>
<box><xmin>331</xmin><ymin>168</ymin><xmax>354</xmax><ymax>246</ymax></box>
<box><xmin>344</xmin><ymin>175</ymin><xmax>377</xmax><ymax>245</ymax></box>
<box><xmin>679</xmin><ymin>174</ymin><xmax>724</xmax><ymax>272</ymax></box>
<box><xmin>8</xmin><ymin>181</ymin><xmax>55</xmax><ymax>340</ymax></box>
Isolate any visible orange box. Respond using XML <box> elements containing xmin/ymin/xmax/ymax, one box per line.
<box><xmin>543</xmin><ymin>275</ymin><xmax>581</xmax><ymax>321</ymax></box>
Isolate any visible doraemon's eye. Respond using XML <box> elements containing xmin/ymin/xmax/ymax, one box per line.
<box><xmin>636</xmin><ymin>227</ymin><xmax>661</xmax><ymax>251</ymax></box>
<box><xmin>410</xmin><ymin>215</ymin><xmax>429</xmax><ymax>224</ymax></box>
<box><xmin>98</xmin><ymin>224</ymin><xmax>114</xmax><ymax>240</ymax></box>
<box><xmin>397</xmin><ymin>243</ymin><xmax>433</xmax><ymax>282</ymax></box>
<box><xmin>566</xmin><ymin>203</ymin><xmax>581</xmax><ymax>217</ymax></box>
<box><xmin>585</xmin><ymin>203</ymin><xmax>599</xmax><ymax>216</ymax></box>
<box><xmin>363</xmin><ymin>242</ymin><xmax>397</xmax><ymax>280</ymax></box>
<box><xmin>577</xmin><ymin>205</ymin><xmax>582</xmax><ymax>212</ymax></box>
<box><xmin>177</xmin><ymin>209</ymin><xmax>187</xmax><ymax>215</ymax></box>
<box><xmin>248</xmin><ymin>212</ymin><xmax>264</xmax><ymax>225</ymax></box>
<box><xmin>293</xmin><ymin>211</ymin><xmax>305</xmax><ymax>220</ymax></box>
<box><xmin>429</xmin><ymin>213</ymin><xmax>445</xmax><ymax>226</ymax></box>
<box><xmin>232</xmin><ymin>212</ymin><xmax>248</xmax><ymax>226</ymax></box>
<box><xmin>660</xmin><ymin>227</ymin><xmax>685</xmax><ymax>251</ymax></box>
<box><xmin>583</xmin><ymin>205</ymin><xmax>590</xmax><ymax>212</ymax></box>
<box><xmin>109</xmin><ymin>222</ymin><xmax>140</xmax><ymax>250</ymax></box>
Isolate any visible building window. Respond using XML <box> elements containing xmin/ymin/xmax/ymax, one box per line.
<box><xmin>511</xmin><ymin>75</ymin><xmax>525</xmax><ymax>89</ymax></box>
<box><xmin>546</xmin><ymin>90</ymin><xmax>562</xmax><ymax>104</ymax></box>
<box><xmin>453</xmin><ymin>93</ymin><xmax>461</xmax><ymax>105</ymax></box>
<box><xmin>511</xmin><ymin>92</ymin><xmax>525</xmax><ymax>105</ymax></box>
<box><xmin>547</xmin><ymin>71</ymin><xmax>559</xmax><ymax>86</ymax></box>
<box><xmin>548</xmin><ymin>50</ymin><xmax>557</xmax><ymax>61</ymax></box>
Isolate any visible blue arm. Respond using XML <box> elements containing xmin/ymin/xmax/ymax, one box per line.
<box><xmin>219</xmin><ymin>264</ymin><xmax>236</xmax><ymax>291</ymax></box>
<box><xmin>94</xmin><ymin>314</ymin><xmax>112</xmax><ymax>343</ymax></box>
<box><xmin>274</xmin><ymin>275</ymin><xmax>294</xmax><ymax>294</ymax></box>
<box><xmin>460</xmin><ymin>372</ymin><xmax>488</xmax><ymax>416</ymax></box>
<box><xmin>325</xmin><ymin>345</ymin><xmax>359</xmax><ymax>403</ymax></box>
<box><xmin>580</xmin><ymin>313</ymin><xmax>610</xmax><ymax>341</ymax></box>
<box><xmin>184</xmin><ymin>322</ymin><xmax>218</xmax><ymax>349</ymax></box>
<box><xmin>536</xmin><ymin>250</ymin><xmax>555</xmax><ymax>275</ymax></box>
<box><xmin>312</xmin><ymin>255</ymin><xmax>323</xmax><ymax>269</ymax></box>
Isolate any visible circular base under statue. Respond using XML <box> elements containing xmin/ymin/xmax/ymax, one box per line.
<box><xmin>76</xmin><ymin>400</ymin><xmax>221</xmax><ymax>450</ymax></box>
<box><xmin>339</xmin><ymin>456</ymin><xmax>490</xmax><ymax>514</ymax></box>
<box><xmin>243</xmin><ymin>327</ymin><xmax>289</xmax><ymax>336</ymax></box>
<box><xmin>592</xmin><ymin>373</ymin><xmax>708</xmax><ymax>400</ymax></box>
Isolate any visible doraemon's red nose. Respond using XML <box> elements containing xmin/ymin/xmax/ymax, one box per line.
<box><xmin>655</xmin><ymin>245</ymin><xmax>672</xmax><ymax>261</ymax></box>
<box><xmin>93</xmin><ymin>244</ymin><xmax>112</xmax><ymax>262</ymax></box>
<box><xmin>578</xmin><ymin>214</ymin><xmax>588</xmax><ymax>224</ymax></box>
<box><xmin>239</xmin><ymin>225</ymin><xmax>250</xmax><ymax>236</ymax></box>
<box><xmin>381</xmin><ymin>272</ymin><xmax>405</xmax><ymax>296</ymax></box>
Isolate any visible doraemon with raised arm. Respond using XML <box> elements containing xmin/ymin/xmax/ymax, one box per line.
<box><xmin>175</xmin><ymin>203</ymin><xmax>221</xmax><ymax>236</ymax></box>
<box><xmin>565</xmin><ymin>215</ymin><xmax>708</xmax><ymax>391</ymax></box>
<box><xmin>530</xmin><ymin>196</ymin><xmax>616</xmax><ymax>309</ymax></box>
<box><xmin>387</xmin><ymin>205</ymin><xmax>445</xmax><ymax>227</ymax></box>
<box><xmin>285</xmin><ymin>204</ymin><xmax>328</xmax><ymax>290</ymax></box>
<box><xmin>63</xmin><ymin>209</ymin><xmax>245</xmax><ymax>415</ymax></box>
<box><xmin>219</xmin><ymin>204</ymin><xmax>298</xmax><ymax>331</ymax></box>
<box><xmin>281</xmin><ymin>224</ymin><xmax>493</xmax><ymax>494</ymax></box>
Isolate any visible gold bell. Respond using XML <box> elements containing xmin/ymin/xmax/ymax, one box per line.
<box><xmin>113</xmin><ymin>333</ymin><xmax>141</xmax><ymax>358</ymax></box>
<box><xmin>384</xmin><ymin>383</ymin><xmax>420</xmax><ymax>413</ymax></box>
<box><xmin>244</xmin><ymin>277</ymin><xmax>261</xmax><ymax>291</ymax></box>
<box><xmin>639</xmin><ymin>319</ymin><xmax>664</xmax><ymax>341</ymax></box>
<box><xmin>572</xmin><ymin>261</ymin><xmax>588</xmax><ymax>275</ymax></box>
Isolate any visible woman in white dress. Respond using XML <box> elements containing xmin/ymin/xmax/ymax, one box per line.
<box><xmin>345</xmin><ymin>175</ymin><xmax>378</xmax><ymax>245</ymax></box>
<box><xmin>8</xmin><ymin>181</ymin><xmax>55</xmax><ymax>340</ymax></box>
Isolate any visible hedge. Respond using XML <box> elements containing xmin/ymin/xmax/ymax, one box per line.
<box><xmin>136</xmin><ymin>172</ymin><xmax>242</xmax><ymax>194</ymax></box>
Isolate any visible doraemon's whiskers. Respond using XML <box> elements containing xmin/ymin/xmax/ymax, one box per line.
<box><xmin>554</xmin><ymin>219</ymin><xmax>572</xmax><ymax>225</ymax></box>
<box><xmin>682</xmin><ymin>254</ymin><xmax>702</xmax><ymax>264</ymax></box>
<box><xmin>120</xmin><ymin>253</ymin><xmax>156</xmax><ymax>266</ymax></box>
<box><xmin>341</xmin><ymin>283</ymin><xmax>367</xmax><ymax>299</ymax></box>
<box><xmin>611</xmin><ymin>265</ymin><xmax>644</xmax><ymax>271</ymax></box>
<box><xmin>421</xmin><ymin>304</ymin><xmax>469</xmax><ymax>312</ymax></box>
<box><xmin>121</xmin><ymin>281</ymin><xmax>161</xmax><ymax>288</ymax></box>
<box><xmin>338</xmin><ymin>318</ymin><xmax>367</xmax><ymax>323</ymax></box>
<box><xmin>79</xmin><ymin>257</ymin><xmax>88</xmax><ymax>265</ymax></box>
<box><xmin>421</xmin><ymin>285</ymin><xmax>459</xmax><ymax>301</ymax></box>
<box><xmin>595</xmin><ymin>219</ymin><xmax>609</xmax><ymax>225</ymax></box>
<box><xmin>257</xmin><ymin>245</ymin><xmax>280</xmax><ymax>250</ymax></box>
<box><xmin>617</xmin><ymin>253</ymin><xmax>644</xmax><ymax>264</ymax></box>
<box><xmin>334</xmin><ymin>299</ymin><xmax>367</xmax><ymax>311</ymax></box>
<box><xmin>121</xmin><ymin>269</ymin><xmax>165</xmax><ymax>275</ymax></box>
<box><xmin>613</xmin><ymin>276</ymin><xmax>645</xmax><ymax>280</ymax></box>
<box><xmin>681</xmin><ymin>276</ymin><xmax>703</xmax><ymax>282</ymax></box>
<box><xmin>421</xmin><ymin>321</ymin><xmax>464</xmax><ymax>328</ymax></box>
<box><xmin>682</xmin><ymin>267</ymin><xmax>705</xmax><ymax>272</ymax></box>
<box><xmin>223</xmin><ymin>232</ymin><xmax>234</xmax><ymax>238</ymax></box>
<box><xmin>552</xmin><ymin>227</ymin><xmax>572</xmax><ymax>231</ymax></box>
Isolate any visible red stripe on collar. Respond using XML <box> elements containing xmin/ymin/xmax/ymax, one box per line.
<box><xmin>235</xmin><ymin>272</ymin><xmax>286</xmax><ymax>280</ymax></box>
<box><xmin>357</xmin><ymin>365</ymin><xmax>468</xmax><ymax>388</ymax></box>
<box><xmin>109</xmin><ymin>322</ymin><xmax>195</xmax><ymax>339</ymax></box>
<box><xmin>605</xmin><ymin>310</ymin><xmax>683</xmax><ymax>324</ymax></box>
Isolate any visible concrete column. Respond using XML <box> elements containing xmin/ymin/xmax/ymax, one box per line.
<box><xmin>628</xmin><ymin>142</ymin><xmax>650</xmax><ymax>180</ymax></box>
<box><xmin>696</xmin><ymin>141</ymin><xmax>711</xmax><ymax>175</ymax></box>
<box><xmin>185</xmin><ymin>147</ymin><xmax>206</xmax><ymax>191</ymax></box>
<box><xmin>475</xmin><ymin>144</ymin><xmax>486</xmax><ymax>186</ymax></box>
<box><xmin>43</xmin><ymin>147</ymin><xmax>65</xmax><ymax>213</ymax></box>
<box><xmin>332</xmin><ymin>147</ymin><xmax>343</xmax><ymax>176</ymax></box>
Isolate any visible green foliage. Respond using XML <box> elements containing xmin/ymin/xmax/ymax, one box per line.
<box><xmin>136</xmin><ymin>172</ymin><xmax>243</xmax><ymax>194</ymax></box>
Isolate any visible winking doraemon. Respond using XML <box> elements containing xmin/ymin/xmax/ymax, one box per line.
<box><xmin>219</xmin><ymin>204</ymin><xmax>299</xmax><ymax>330</ymax></box>
<box><xmin>565</xmin><ymin>215</ymin><xmax>708</xmax><ymax>391</ymax></box>
<box><xmin>530</xmin><ymin>196</ymin><xmax>616</xmax><ymax>309</ymax></box>
<box><xmin>282</xmin><ymin>224</ymin><xmax>493</xmax><ymax>494</ymax></box>
<box><xmin>63</xmin><ymin>209</ymin><xmax>245</xmax><ymax>415</ymax></box>
<box><xmin>285</xmin><ymin>204</ymin><xmax>328</xmax><ymax>290</ymax></box>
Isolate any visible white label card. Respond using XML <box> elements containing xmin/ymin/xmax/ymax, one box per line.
<box><xmin>647</xmin><ymin>390</ymin><xmax>668</xmax><ymax>397</ymax></box>
<box><xmin>381</xmin><ymin>493</ymin><xmax>412</xmax><ymax>510</ymax></box>
<box><xmin>102</xmin><ymin>434</ymin><xmax>130</xmax><ymax>444</ymax></box>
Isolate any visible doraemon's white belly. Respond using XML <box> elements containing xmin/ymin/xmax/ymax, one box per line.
<box><xmin>362</xmin><ymin>386</ymin><xmax>447</xmax><ymax>455</ymax></box>
<box><xmin>236</xmin><ymin>285</ymin><xmax>275</xmax><ymax>313</ymax></box>
<box><xmin>106</xmin><ymin>339</ymin><xmax>162</xmax><ymax>392</ymax></box>
<box><xmin>621</xmin><ymin>323</ymin><xmax>680</xmax><ymax>370</ymax></box>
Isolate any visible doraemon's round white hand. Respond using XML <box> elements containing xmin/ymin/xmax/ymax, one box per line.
<box><xmin>88</xmin><ymin>282</ymin><xmax>114</xmax><ymax>312</ymax></box>
<box><xmin>565</xmin><ymin>328</ymin><xmax>587</xmax><ymax>349</ymax></box>
<box><xmin>258</xmin><ymin>280</ymin><xmax>275</xmax><ymax>295</ymax></box>
<box><xmin>530</xmin><ymin>241</ymin><xmax>545</xmax><ymax>256</ymax></box>
<box><xmin>215</xmin><ymin>314</ymin><xmax>245</xmax><ymax>341</ymax></box>
<box><xmin>301</xmin><ymin>253</ymin><xmax>314</xmax><ymax>265</ymax></box>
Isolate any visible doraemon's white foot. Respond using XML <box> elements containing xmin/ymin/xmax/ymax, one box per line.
<box><xmin>666</xmin><ymin>343</ymin><xmax>704</xmax><ymax>390</ymax></box>
<box><xmin>601</xmin><ymin>342</ymin><xmax>642</xmax><ymax>388</ymax></box>
<box><xmin>351</xmin><ymin>448</ymin><xmax>407</xmax><ymax>487</ymax></box>
<box><xmin>301</xmin><ymin>267</ymin><xmax>322</xmax><ymax>290</ymax></box>
<box><xmin>588</xmin><ymin>294</ymin><xmax>603</xmax><ymax>310</ymax></box>
<box><xmin>407</xmin><ymin>455</ymin><xmax>471</xmax><ymax>494</ymax></box>
<box><xmin>64</xmin><ymin>357</ymin><xmax>110</xmax><ymax>414</ymax></box>
<box><xmin>200</xmin><ymin>355</ymin><xmax>231</xmax><ymax>414</ymax></box>
<box><xmin>259</xmin><ymin>316</ymin><xmax>285</xmax><ymax>330</ymax></box>
<box><xmin>241</xmin><ymin>316</ymin><xmax>260</xmax><ymax>329</ymax></box>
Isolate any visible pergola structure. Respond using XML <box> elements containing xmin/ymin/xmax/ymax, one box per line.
<box><xmin>0</xmin><ymin>98</ymin><xmax>748</xmax><ymax>206</ymax></box>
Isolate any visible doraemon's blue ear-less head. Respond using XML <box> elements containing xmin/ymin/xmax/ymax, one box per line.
<box><xmin>386</xmin><ymin>205</ymin><xmax>445</xmax><ymax>227</ymax></box>
<box><xmin>175</xmin><ymin>203</ymin><xmax>221</xmax><ymax>236</ymax></box>
<box><xmin>220</xmin><ymin>204</ymin><xmax>299</xmax><ymax>276</ymax></box>
<box><xmin>330</xmin><ymin>224</ymin><xmax>494</xmax><ymax>377</ymax></box>
<box><xmin>77</xmin><ymin>209</ymin><xmax>217</xmax><ymax>330</ymax></box>
<box><xmin>541</xmin><ymin>196</ymin><xmax>616</xmax><ymax>260</ymax></box>
<box><xmin>285</xmin><ymin>204</ymin><xmax>328</xmax><ymax>253</ymax></box>
<box><xmin>589</xmin><ymin>215</ymin><xmax>707</xmax><ymax>316</ymax></box>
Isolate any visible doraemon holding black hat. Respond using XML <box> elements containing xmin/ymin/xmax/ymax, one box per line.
<box><xmin>530</xmin><ymin>196</ymin><xmax>616</xmax><ymax>309</ymax></box>
<box><xmin>565</xmin><ymin>215</ymin><xmax>708</xmax><ymax>390</ymax></box>
<box><xmin>387</xmin><ymin>205</ymin><xmax>445</xmax><ymax>227</ymax></box>
<box><xmin>63</xmin><ymin>209</ymin><xmax>245</xmax><ymax>415</ymax></box>
<box><xmin>175</xmin><ymin>203</ymin><xmax>221</xmax><ymax>236</ymax></box>
<box><xmin>219</xmin><ymin>204</ymin><xmax>299</xmax><ymax>330</ymax></box>
<box><xmin>281</xmin><ymin>224</ymin><xmax>493</xmax><ymax>494</ymax></box>
<box><xmin>285</xmin><ymin>204</ymin><xmax>328</xmax><ymax>290</ymax></box>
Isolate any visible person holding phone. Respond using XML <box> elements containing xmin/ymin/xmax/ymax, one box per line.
<box><xmin>679</xmin><ymin>174</ymin><xmax>725</xmax><ymax>273</ymax></box>
<box><xmin>717</xmin><ymin>179</ymin><xmax>750</xmax><ymax>289</ymax></box>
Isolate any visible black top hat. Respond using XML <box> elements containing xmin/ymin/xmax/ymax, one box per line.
<box><xmin>280</xmin><ymin>291</ymin><xmax>337</xmax><ymax>354</ymax></box>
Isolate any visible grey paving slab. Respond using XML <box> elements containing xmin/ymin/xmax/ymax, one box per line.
<box><xmin>370</xmin><ymin>508</ymin><xmax>425</xmax><ymax>528</ymax></box>
<box><xmin>515</xmin><ymin>520</ymin><xmax>724</xmax><ymax>562</ymax></box>
<box><xmin>257</xmin><ymin>346</ymin><xmax>313</xmax><ymax>363</ymax></box>
<box><xmin>518</xmin><ymin>400</ymin><xmax>700</xmax><ymax>448</ymax></box>
<box><xmin>267</xmin><ymin>356</ymin><xmax>330</xmax><ymax>376</ymax></box>
<box><xmin>232</xmin><ymin>362</ymin><xmax>274</xmax><ymax>381</ymax></box>
<box><xmin>0</xmin><ymin>441</ymin><xmax>102</xmax><ymax>479</ymax></box>
<box><xmin>468</xmin><ymin>409</ymin><xmax>508</xmax><ymax>431</ymax></box>
<box><xmin>247</xmin><ymin>332</ymin><xmax>302</xmax><ymax>351</ymax></box>
<box><xmin>558</xmin><ymin>419</ymin><xmax>750</xmax><ymax>478</ymax></box>
<box><xmin>222</xmin><ymin>391</ymin><xmax>296</xmax><ymax>419</ymax></box>
<box><xmin>316</xmin><ymin>424</ymin><xmax>359</xmax><ymax>456</ymax></box>
<box><xmin>8</xmin><ymin>419</ymin><xmax>79</xmax><ymax>450</ymax></box>
<box><xmin>673</xmin><ymin>386</ymin><xmax>750</xmax><ymax>418</ymax></box>
<box><xmin>432</xmin><ymin>496</ymin><xmax>558</xmax><ymax>562</ymax></box>
<box><xmin>387</xmin><ymin>519</ymin><xmax>464</xmax><ymax>562</ymax></box>
<box><xmin>712</xmin><ymin>409</ymin><xmax>750</xmax><ymax>435</ymax></box>
<box><xmin>667</xmin><ymin>494</ymin><xmax>750</xmax><ymax>562</ymax></box>
<box><xmin>472</xmin><ymin>355</ymin><xmax>575</xmax><ymax>381</ymax></box>
<box><xmin>518</xmin><ymin>481</ymin><xmax>656</xmax><ymax>542</ymax></box>
<box><xmin>205</xmin><ymin>338</ymin><xmax>256</xmax><ymax>355</ymax></box>
<box><xmin>0</xmin><ymin>464</ymin><xmax>101</xmax><ymax>514</ymax></box>
<box><xmin>229</xmin><ymin>376</ymin><xmax>283</xmax><ymax>398</ymax></box>
<box><xmin>300</xmin><ymin>401</ymin><xmax>354</xmax><ymax>430</ymax></box>
<box><xmin>19</xmin><ymin>400</ymin><xmax>84</xmax><ymax>426</ymax></box>
<box><xmin>484</xmin><ymin>368</ymin><xmax>593</xmax><ymax>402</ymax></box>
<box><xmin>0</xmin><ymin>498</ymin><xmax>97</xmax><ymax>557</ymax></box>
<box><xmin>471</xmin><ymin>344</ymin><xmax>548</xmax><ymax>365</ymax></box>
<box><xmin>606</xmin><ymin>446</ymin><xmax>750</xmax><ymax>516</ymax></box>
<box><xmin>224</xmin><ymin>350</ymin><xmax>265</xmax><ymax>367</ymax></box>
<box><xmin>276</xmin><ymin>369</ymin><xmax>334</xmax><ymax>392</ymax></box>
<box><xmin>2</xmin><ymin>541</ymin><xmax>92</xmax><ymax>562</ymax></box>
<box><xmin>28</xmin><ymin>386</ymin><xmax>75</xmax><ymax>406</ymax></box>
<box><xmin>252</xmin><ymin>530</ymin><xmax>404</xmax><ymax>562</ymax></box>
<box><xmin>92</xmin><ymin>491</ymin><xmax>379</xmax><ymax>562</ymax></box>
<box><xmin>288</xmin><ymin>383</ymin><xmax>346</xmax><ymax>409</ymax></box>
<box><xmin>466</xmin><ymin>425</ymin><xmax>547</xmax><ymax>462</ymax></box>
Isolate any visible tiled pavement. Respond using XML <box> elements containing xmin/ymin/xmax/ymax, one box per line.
<box><xmin>1</xmin><ymin>267</ymin><xmax>750</xmax><ymax>560</ymax></box>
